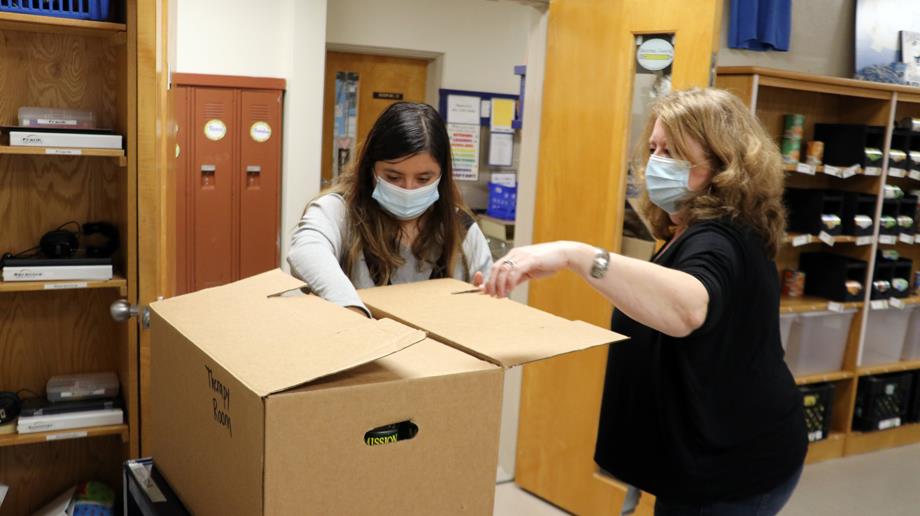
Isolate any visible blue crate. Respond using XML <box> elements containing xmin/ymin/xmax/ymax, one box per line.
<box><xmin>0</xmin><ymin>0</ymin><xmax>112</xmax><ymax>21</ymax></box>
<box><xmin>487</xmin><ymin>182</ymin><xmax>517</xmax><ymax>220</ymax></box>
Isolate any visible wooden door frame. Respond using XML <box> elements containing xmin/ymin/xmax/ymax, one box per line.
<box><xmin>136</xmin><ymin>0</ymin><xmax>168</xmax><ymax>456</ymax></box>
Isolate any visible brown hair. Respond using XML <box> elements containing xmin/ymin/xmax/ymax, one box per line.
<box><xmin>635</xmin><ymin>88</ymin><xmax>786</xmax><ymax>257</ymax></box>
<box><xmin>322</xmin><ymin>102</ymin><xmax>472</xmax><ymax>285</ymax></box>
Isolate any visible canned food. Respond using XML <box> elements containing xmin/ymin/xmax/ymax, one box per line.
<box><xmin>865</xmin><ymin>147</ymin><xmax>884</xmax><ymax>165</ymax></box>
<box><xmin>806</xmin><ymin>141</ymin><xmax>824</xmax><ymax>166</ymax></box>
<box><xmin>821</xmin><ymin>214</ymin><xmax>842</xmax><ymax>231</ymax></box>
<box><xmin>783</xmin><ymin>269</ymin><xmax>806</xmax><ymax>298</ymax></box>
<box><xmin>889</xmin><ymin>149</ymin><xmax>908</xmax><ymax>164</ymax></box>
<box><xmin>846</xmin><ymin>280</ymin><xmax>864</xmax><ymax>297</ymax></box>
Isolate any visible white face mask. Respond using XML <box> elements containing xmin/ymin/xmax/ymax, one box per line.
<box><xmin>372</xmin><ymin>176</ymin><xmax>441</xmax><ymax>220</ymax></box>
<box><xmin>645</xmin><ymin>154</ymin><xmax>692</xmax><ymax>214</ymax></box>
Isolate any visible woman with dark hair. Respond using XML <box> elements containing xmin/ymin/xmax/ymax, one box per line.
<box><xmin>288</xmin><ymin>102</ymin><xmax>492</xmax><ymax>316</ymax></box>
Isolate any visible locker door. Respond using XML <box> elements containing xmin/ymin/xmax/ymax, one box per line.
<box><xmin>191</xmin><ymin>88</ymin><xmax>237</xmax><ymax>290</ymax></box>
<box><xmin>238</xmin><ymin>89</ymin><xmax>282</xmax><ymax>278</ymax></box>
<box><xmin>173</xmin><ymin>86</ymin><xmax>191</xmax><ymax>295</ymax></box>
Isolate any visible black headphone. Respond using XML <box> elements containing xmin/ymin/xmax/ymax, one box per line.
<box><xmin>0</xmin><ymin>392</ymin><xmax>20</xmax><ymax>425</ymax></box>
<box><xmin>39</xmin><ymin>221</ymin><xmax>119</xmax><ymax>259</ymax></box>
<box><xmin>83</xmin><ymin>222</ymin><xmax>120</xmax><ymax>258</ymax></box>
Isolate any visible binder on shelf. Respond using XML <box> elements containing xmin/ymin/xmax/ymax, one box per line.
<box><xmin>9</xmin><ymin>130</ymin><xmax>122</xmax><ymax>149</ymax></box>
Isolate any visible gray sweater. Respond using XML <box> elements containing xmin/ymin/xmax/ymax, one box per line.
<box><xmin>287</xmin><ymin>194</ymin><xmax>493</xmax><ymax>314</ymax></box>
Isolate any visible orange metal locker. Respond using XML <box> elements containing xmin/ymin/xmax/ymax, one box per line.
<box><xmin>239</xmin><ymin>90</ymin><xmax>282</xmax><ymax>279</ymax></box>
<box><xmin>172</xmin><ymin>75</ymin><xmax>285</xmax><ymax>294</ymax></box>
<box><xmin>191</xmin><ymin>87</ymin><xmax>237</xmax><ymax>290</ymax></box>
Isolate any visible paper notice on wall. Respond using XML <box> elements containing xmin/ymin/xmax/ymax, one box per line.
<box><xmin>447</xmin><ymin>95</ymin><xmax>481</xmax><ymax>125</ymax></box>
<box><xmin>490</xmin><ymin>98</ymin><xmax>515</xmax><ymax>133</ymax></box>
<box><xmin>488</xmin><ymin>132</ymin><xmax>514</xmax><ymax>167</ymax></box>
<box><xmin>448</xmin><ymin>123</ymin><xmax>480</xmax><ymax>181</ymax></box>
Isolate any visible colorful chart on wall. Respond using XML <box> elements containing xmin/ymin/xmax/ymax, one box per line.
<box><xmin>447</xmin><ymin>123</ymin><xmax>480</xmax><ymax>181</ymax></box>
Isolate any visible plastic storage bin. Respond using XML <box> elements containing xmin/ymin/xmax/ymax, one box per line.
<box><xmin>0</xmin><ymin>0</ymin><xmax>111</xmax><ymax>21</ymax></box>
<box><xmin>908</xmin><ymin>371</ymin><xmax>920</xmax><ymax>423</ymax></box>
<box><xmin>779</xmin><ymin>313</ymin><xmax>797</xmax><ymax>352</ymax></box>
<box><xmin>487</xmin><ymin>182</ymin><xmax>516</xmax><ymax>220</ymax></box>
<box><xmin>853</xmin><ymin>373</ymin><xmax>913</xmax><ymax>432</ymax></box>
<box><xmin>799</xmin><ymin>382</ymin><xmax>834</xmax><ymax>442</ymax></box>
<box><xmin>18</xmin><ymin>106</ymin><xmax>96</xmax><ymax>129</ymax></box>
<box><xmin>784</xmin><ymin>309</ymin><xmax>856</xmax><ymax>376</ymax></box>
<box><xmin>902</xmin><ymin>306</ymin><xmax>920</xmax><ymax>360</ymax></box>
<box><xmin>47</xmin><ymin>372</ymin><xmax>119</xmax><ymax>402</ymax></box>
<box><xmin>862</xmin><ymin>307</ymin><xmax>913</xmax><ymax>366</ymax></box>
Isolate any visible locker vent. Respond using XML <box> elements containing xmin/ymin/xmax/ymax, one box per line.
<box><xmin>249</xmin><ymin>104</ymin><xmax>271</xmax><ymax>120</ymax></box>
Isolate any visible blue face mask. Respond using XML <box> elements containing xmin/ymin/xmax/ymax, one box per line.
<box><xmin>645</xmin><ymin>154</ymin><xmax>692</xmax><ymax>214</ymax></box>
<box><xmin>372</xmin><ymin>176</ymin><xmax>441</xmax><ymax>220</ymax></box>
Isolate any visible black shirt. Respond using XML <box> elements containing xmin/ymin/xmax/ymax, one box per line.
<box><xmin>594</xmin><ymin>219</ymin><xmax>808</xmax><ymax>503</ymax></box>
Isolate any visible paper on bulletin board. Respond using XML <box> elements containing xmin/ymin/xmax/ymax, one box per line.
<box><xmin>488</xmin><ymin>132</ymin><xmax>514</xmax><ymax>167</ymax></box>
<box><xmin>448</xmin><ymin>123</ymin><xmax>480</xmax><ymax>181</ymax></box>
<box><xmin>447</xmin><ymin>95</ymin><xmax>481</xmax><ymax>125</ymax></box>
<box><xmin>490</xmin><ymin>98</ymin><xmax>515</xmax><ymax>133</ymax></box>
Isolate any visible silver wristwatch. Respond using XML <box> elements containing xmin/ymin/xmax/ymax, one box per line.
<box><xmin>590</xmin><ymin>247</ymin><xmax>610</xmax><ymax>279</ymax></box>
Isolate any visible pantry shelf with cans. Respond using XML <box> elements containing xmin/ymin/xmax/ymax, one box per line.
<box><xmin>717</xmin><ymin>67</ymin><xmax>920</xmax><ymax>464</ymax></box>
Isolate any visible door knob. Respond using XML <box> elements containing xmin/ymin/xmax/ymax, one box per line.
<box><xmin>110</xmin><ymin>299</ymin><xmax>150</xmax><ymax>329</ymax></box>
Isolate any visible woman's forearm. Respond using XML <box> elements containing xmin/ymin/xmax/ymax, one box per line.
<box><xmin>562</xmin><ymin>242</ymin><xmax>709</xmax><ymax>337</ymax></box>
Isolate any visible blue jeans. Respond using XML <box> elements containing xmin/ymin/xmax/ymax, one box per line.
<box><xmin>653</xmin><ymin>465</ymin><xmax>804</xmax><ymax>516</ymax></box>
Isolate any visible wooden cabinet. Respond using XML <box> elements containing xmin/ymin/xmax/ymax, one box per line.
<box><xmin>0</xmin><ymin>3</ymin><xmax>161</xmax><ymax>514</ymax></box>
<box><xmin>172</xmin><ymin>77</ymin><xmax>283</xmax><ymax>294</ymax></box>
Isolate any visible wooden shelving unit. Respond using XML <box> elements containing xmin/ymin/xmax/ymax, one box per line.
<box><xmin>0</xmin><ymin>4</ymin><xmax>151</xmax><ymax>514</ymax></box>
<box><xmin>0</xmin><ymin>424</ymin><xmax>128</xmax><ymax>449</ymax></box>
<box><xmin>718</xmin><ymin>66</ymin><xmax>920</xmax><ymax>465</ymax></box>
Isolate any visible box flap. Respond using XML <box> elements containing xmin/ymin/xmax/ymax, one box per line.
<box><xmin>150</xmin><ymin>270</ymin><xmax>427</xmax><ymax>397</ymax></box>
<box><xmin>359</xmin><ymin>278</ymin><xmax>627</xmax><ymax>367</ymax></box>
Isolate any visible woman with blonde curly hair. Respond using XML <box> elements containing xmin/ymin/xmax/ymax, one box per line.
<box><xmin>484</xmin><ymin>88</ymin><xmax>807</xmax><ymax>515</ymax></box>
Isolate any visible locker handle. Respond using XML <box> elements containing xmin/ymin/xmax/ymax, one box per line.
<box><xmin>201</xmin><ymin>164</ymin><xmax>216</xmax><ymax>173</ymax></box>
<box><xmin>246</xmin><ymin>165</ymin><xmax>262</xmax><ymax>174</ymax></box>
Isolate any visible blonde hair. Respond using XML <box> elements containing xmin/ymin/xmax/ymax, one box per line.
<box><xmin>635</xmin><ymin>87</ymin><xmax>786</xmax><ymax>258</ymax></box>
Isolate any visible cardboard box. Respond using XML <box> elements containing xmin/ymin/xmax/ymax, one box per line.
<box><xmin>150</xmin><ymin>270</ymin><xmax>625</xmax><ymax>515</ymax></box>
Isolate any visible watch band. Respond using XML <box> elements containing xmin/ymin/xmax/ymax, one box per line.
<box><xmin>590</xmin><ymin>247</ymin><xmax>610</xmax><ymax>279</ymax></box>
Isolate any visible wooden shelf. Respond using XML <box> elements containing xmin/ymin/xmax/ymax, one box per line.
<box><xmin>780</xmin><ymin>295</ymin><xmax>863</xmax><ymax>314</ymax></box>
<box><xmin>0</xmin><ymin>11</ymin><xmax>126</xmax><ymax>37</ymax></box>
<box><xmin>796</xmin><ymin>370</ymin><xmax>854</xmax><ymax>386</ymax></box>
<box><xmin>0</xmin><ymin>424</ymin><xmax>128</xmax><ymax>449</ymax></box>
<box><xmin>805</xmin><ymin>432</ymin><xmax>846</xmax><ymax>464</ymax></box>
<box><xmin>0</xmin><ymin>145</ymin><xmax>127</xmax><ymax>166</ymax></box>
<box><xmin>846</xmin><ymin>423</ymin><xmax>920</xmax><ymax>457</ymax></box>
<box><xmin>858</xmin><ymin>358</ymin><xmax>920</xmax><ymax>377</ymax></box>
<box><xmin>782</xmin><ymin>162</ymin><xmax>870</xmax><ymax>178</ymax></box>
<box><xmin>0</xmin><ymin>274</ymin><xmax>127</xmax><ymax>296</ymax></box>
<box><xmin>783</xmin><ymin>233</ymin><xmax>863</xmax><ymax>246</ymax></box>
<box><xmin>718</xmin><ymin>66</ymin><xmax>920</xmax><ymax>99</ymax></box>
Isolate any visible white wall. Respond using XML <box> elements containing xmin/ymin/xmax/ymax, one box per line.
<box><xmin>326</xmin><ymin>0</ymin><xmax>542</xmax><ymax>95</ymax></box>
<box><xmin>717</xmin><ymin>0</ymin><xmax>856</xmax><ymax>78</ymax></box>
<box><xmin>173</xmin><ymin>0</ymin><xmax>327</xmax><ymax>269</ymax></box>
